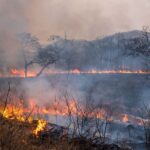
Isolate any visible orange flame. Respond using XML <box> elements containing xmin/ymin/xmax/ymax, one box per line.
<box><xmin>122</xmin><ymin>114</ymin><xmax>129</xmax><ymax>123</ymax></box>
<box><xmin>0</xmin><ymin>98</ymin><xmax>145</xmax><ymax>138</ymax></box>
<box><xmin>8</xmin><ymin>68</ymin><xmax>150</xmax><ymax>78</ymax></box>
<box><xmin>10</xmin><ymin>69</ymin><xmax>36</xmax><ymax>77</ymax></box>
<box><xmin>33</xmin><ymin>119</ymin><xmax>47</xmax><ymax>137</ymax></box>
<box><xmin>0</xmin><ymin>103</ymin><xmax>33</xmax><ymax>123</ymax></box>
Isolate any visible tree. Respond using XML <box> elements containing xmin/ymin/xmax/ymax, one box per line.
<box><xmin>19</xmin><ymin>33</ymin><xmax>58</xmax><ymax>77</ymax></box>
<box><xmin>19</xmin><ymin>33</ymin><xmax>41</xmax><ymax>77</ymax></box>
<box><xmin>35</xmin><ymin>45</ymin><xmax>58</xmax><ymax>77</ymax></box>
<box><xmin>125</xmin><ymin>26</ymin><xmax>150</xmax><ymax>57</ymax></box>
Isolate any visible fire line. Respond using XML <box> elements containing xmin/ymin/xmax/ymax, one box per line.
<box><xmin>6</xmin><ymin>69</ymin><xmax>150</xmax><ymax>77</ymax></box>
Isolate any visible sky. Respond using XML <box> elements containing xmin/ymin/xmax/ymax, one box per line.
<box><xmin>0</xmin><ymin>0</ymin><xmax>150</xmax><ymax>42</ymax></box>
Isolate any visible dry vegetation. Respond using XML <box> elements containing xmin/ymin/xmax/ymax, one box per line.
<box><xmin>0</xmin><ymin>104</ymin><xmax>132</xmax><ymax>150</ymax></box>
<box><xmin>0</xmin><ymin>85</ymin><xmax>132</xmax><ymax>150</ymax></box>
<box><xmin>0</xmin><ymin>114</ymin><xmax>132</xmax><ymax>150</ymax></box>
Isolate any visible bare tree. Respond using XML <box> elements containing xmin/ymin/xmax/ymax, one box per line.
<box><xmin>35</xmin><ymin>45</ymin><xmax>58</xmax><ymax>77</ymax></box>
<box><xmin>125</xmin><ymin>26</ymin><xmax>150</xmax><ymax>57</ymax></box>
<box><xmin>19</xmin><ymin>33</ymin><xmax>41</xmax><ymax>77</ymax></box>
<box><xmin>20</xmin><ymin>33</ymin><xmax>58</xmax><ymax>77</ymax></box>
<box><xmin>62</xmin><ymin>94</ymin><xmax>111</xmax><ymax>143</ymax></box>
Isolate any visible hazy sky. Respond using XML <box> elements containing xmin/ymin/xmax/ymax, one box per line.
<box><xmin>1</xmin><ymin>0</ymin><xmax>150</xmax><ymax>42</ymax></box>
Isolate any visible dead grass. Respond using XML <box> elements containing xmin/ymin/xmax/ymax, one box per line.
<box><xmin>0</xmin><ymin>115</ymin><xmax>75</xmax><ymax>150</ymax></box>
<box><xmin>0</xmin><ymin>114</ymin><xmax>132</xmax><ymax>150</ymax></box>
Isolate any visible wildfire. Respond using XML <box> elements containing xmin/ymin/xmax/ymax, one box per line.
<box><xmin>34</xmin><ymin>100</ymin><xmax>78</xmax><ymax>116</ymax></box>
<box><xmin>0</xmin><ymin>99</ymin><xmax>107</xmax><ymax>123</ymax></box>
<box><xmin>10</xmin><ymin>69</ymin><xmax>36</xmax><ymax>77</ymax></box>
<box><xmin>7</xmin><ymin>68</ymin><xmax>150</xmax><ymax>78</ymax></box>
<box><xmin>0</xmin><ymin>98</ymin><xmax>145</xmax><ymax>139</ymax></box>
<box><xmin>0</xmin><ymin>102</ymin><xmax>47</xmax><ymax>137</ymax></box>
<box><xmin>122</xmin><ymin>114</ymin><xmax>129</xmax><ymax>123</ymax></box>
<box><xmin>0</xmin><ymin>103</ymin><xmax>33</xmax><ymax>123</ymax></box>
<box><xmin>44</xmin><ymin>69</ymin><xmax>150</xmax><ymax>75</ymax></box>
<box><xmin>2</xmin><ymin>106</ymin><xmax>25</xmax><ymax>122</ymax></box>
<box><xmin>33</xmin><ymin>119</ymin><xmax>47</xmax><ymax>137</ymax></box>
<box><xmin>70</xmin><ymin>69</ymin><xmax>81</xmax><ymax>74</ymax></box>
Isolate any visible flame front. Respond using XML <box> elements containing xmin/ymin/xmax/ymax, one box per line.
<box><xmin>0</xmin><ymin>98</ymin><xmax>144</xmax><ymax>138</ymax></box>
<box><xmin>8</xmin><ymin>68</ymin><xmax>150</xmax><ymax>78</ymax></box>
<box><xmin>0</xmin><ymin>103</ymin><xmax>33</xmax><ymax>123</ymax></box>
<box><xmin>10</xmin><ymin>69</ymin><xmax>36</xmax><ymax>77</ymax></box>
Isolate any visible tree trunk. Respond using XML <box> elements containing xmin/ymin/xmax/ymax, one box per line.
<box><xmin>24</xmin><ymin>64</ymin><xmax>28</xmax><ymax>77</ymax></box>
<box><xmin>36</xmin><ymin>63</ymin><xmax>49</xmax><ymax>77</ymax></box>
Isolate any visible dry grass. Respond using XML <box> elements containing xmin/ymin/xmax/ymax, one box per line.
<box><xmin>0</xmin><ymin>115</ymin><xmax>76</xmax><ymax>150</ymax></box>
<box><xmin>0</xmin><ymin>114</ymin><xmax>132</xmax><ymax>150</ymax></box>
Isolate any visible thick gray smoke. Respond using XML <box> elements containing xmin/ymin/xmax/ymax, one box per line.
<box><xmin>1</xmin><ymin>0</ymin><xmax>150</xmax><ymax>70</ymax></box>
<box><xmin>15</xmin><ymin>72</ymin><xmax>149</xmax><ymax>117</ymax></box>
<box><xmin>17</xmin><ymin>0</ymin><xmax>150</xmax><ymax>40</ymax></box>
<box><xmin>50</xmin><ymin>30</ymin><xmax>150</xmax><ymax>70</ymax></box>
<box><xmin>0</xmin><ymin>0</ymin><xmax>28</xmax><ymax>71</ymax></box>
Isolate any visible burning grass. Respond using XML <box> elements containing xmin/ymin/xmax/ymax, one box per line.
<box><xmin>33</xmin><ymin>119</ymin><xmax>47</xmax><ymax>137</ymax></box>
<box><xmin>0</xmin><ymin>84</ymin><xmax>146</xmax><ymax>150</ymax></box>
<box><xmin>0</xmin><ymin>114</ymin><xmax>132</xmax><ymax>150</ymax></box>
<box><xmin>0</xmin><ymin>95</ymin><xmax>134</xmax><ymax>150</ymax></box>
<box><xmin>3</xmin><ymin>68</ymin><xmax>150</xmax><ymax>78</ymax></box>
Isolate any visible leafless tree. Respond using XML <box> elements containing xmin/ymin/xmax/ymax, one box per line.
<box><xmin>19</xmin><ymin>33</ymin><xmax>41</xmax><ymax>77</ymax></box>
<box><xmin>125</xmin><ymin>26</ymin><xmax>150</xmax><ymax>57</ymax></box>
<box><xmin>35</xmin><ymin>45</ymin><xmax>58</xmax><ymax>77</ymax></box>
<box><xmin>19</xmin><ymin>33</ymin><xmax>58</xmax><ymax>77</ymax></box>
<box><xmin>62</xmin><ymin>94</ymin><xmax>111</xmax><ymax>143</ymax></box>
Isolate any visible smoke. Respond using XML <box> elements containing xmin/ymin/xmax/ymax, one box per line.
<box><xmin>17</xmin><ymin>73</ymin><xmax>149</xmax><ymax>117</ymax></box>
<box><xmin>0</xmin><ymin>0</ymin><xmax>28</xmax><ymax>71</ymax></box>
<box><xmin>1</xmin><ymin>0</ymin><xmax>150</xmax><ymax>69</ymax></box>
<box><xmin>21</xmin><ymin>78</ymin><xmax>57</xmax><ymax>106</ymax></box>
<box><xmin>1</xmin><ymin>0</ymin><xmax>150</xmax><ymax>42</ymax></box>
<box><xmin>19</xmin><ymin>0</ymin><xmax>150</xmax><ymax>41</ymax></box>
<box><xmin>21</xmin><ymin>76</ymin><xmax>85</xmax><ymax>107</ymax></box>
